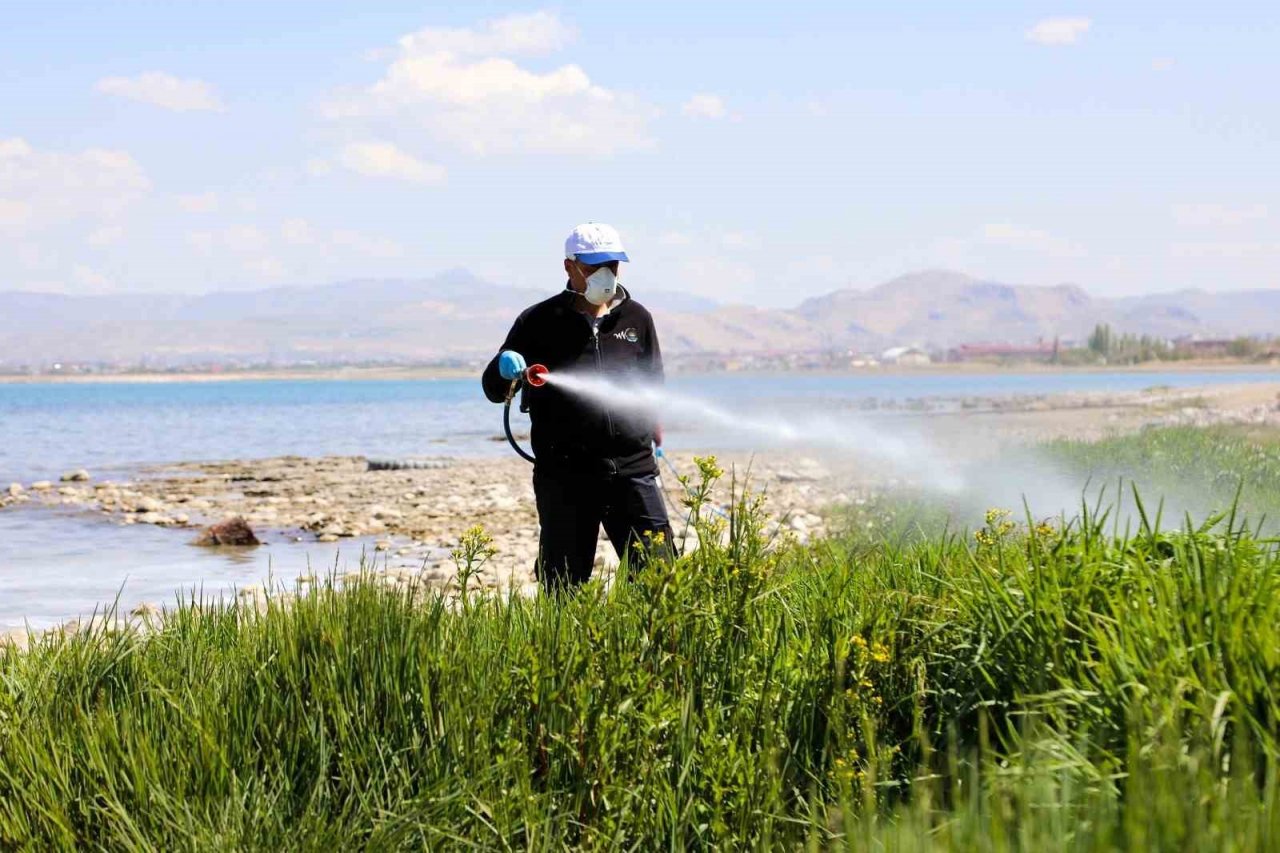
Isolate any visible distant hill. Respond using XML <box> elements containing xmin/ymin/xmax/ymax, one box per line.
<box><xmin>795</xmin><ymin>271</ymin><xmax>1279</xmax><ymax>348</ymax></box>
<box><xmin>1</xmin><ymin>269</ymin><xmax>1276</xmax><ymax>367</ymax></box>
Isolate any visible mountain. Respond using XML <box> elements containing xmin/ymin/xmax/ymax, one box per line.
<box><xmin>1</xmin><ymin>270</ymin><xmax>1276</xmax><ymax>367</ymax></box>
<box><xmin>797</xmin><ymin>271</ymin><xmax>1280</xmax><ymax>348</ymax></box>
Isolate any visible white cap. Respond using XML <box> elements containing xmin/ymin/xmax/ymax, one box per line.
<box><xmin>564</xmin><ymin>222</ymin><xmax>630</xmax><ymax>264</ymax></box>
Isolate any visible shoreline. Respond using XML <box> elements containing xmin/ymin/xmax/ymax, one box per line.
<box><xmin>2</xmin><ymin>359</ymin><xmax>1278</xmax><ymax>385</ymax></box>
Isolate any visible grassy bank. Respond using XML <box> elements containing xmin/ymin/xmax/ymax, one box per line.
<box><xmin>2</xmin><ymin>431</ymin><xmax>1280</xmax><ymax>849</ymax></box>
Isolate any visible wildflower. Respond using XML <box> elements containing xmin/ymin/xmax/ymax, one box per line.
<box><xmin>870</xmin><ymin>642</ymin><xmax>891</xmax><ymax>663</ymax></box>
<box><xmin>984</xmin><ymin>507</ymin><xmax>1010</xmax><ymax>526</ymax></box>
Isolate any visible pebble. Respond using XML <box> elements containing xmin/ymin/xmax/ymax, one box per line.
<box><xmin>31</xmin><ymin>481</ymin><xmax>52</xmax><ymax>491</ymax></box>
<box><xmin>61</xmin><ymin>469</ymin><xmax>91</xmax><ymax>482</ymax></box>
<box><xmin>8</xmin><ymin>483</ymin><xmax>24</xmax><ymax>496</ymax></box>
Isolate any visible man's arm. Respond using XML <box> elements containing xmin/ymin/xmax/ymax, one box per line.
<box><xmin>481</xmin><ymin>315</ymin><xmax>527</xmax><ymax>403</ymax></box>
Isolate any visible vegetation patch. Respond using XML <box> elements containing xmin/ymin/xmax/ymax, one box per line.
<box><xmin>2</xmin><ymin>429</ymin><xmax>1279</xmax><ymax>849</ymax></box>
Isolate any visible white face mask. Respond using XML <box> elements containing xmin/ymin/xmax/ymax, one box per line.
<box><xmin>583</xmin><ymin>267</ymin><xmax>618</xmax><ymax>306</ymax></box>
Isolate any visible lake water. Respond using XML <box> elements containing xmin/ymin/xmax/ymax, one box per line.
<box><xmin>2</xmin><ymin>368</ymin><xmax>1277</xmax><ymax>630</ymax></box>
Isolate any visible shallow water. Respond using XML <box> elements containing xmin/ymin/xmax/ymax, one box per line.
<box><xmin>0</xmin><ymin>503</ymin><xmax>389</xmax><ymax>631</ymax></box>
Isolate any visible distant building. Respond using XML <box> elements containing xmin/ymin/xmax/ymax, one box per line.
<box><xmin>880</xmin><ymin>346</ymin><xmax>932</xmax><ymax>366</ymax></box>
<box><xmin>947</xmin><ymin>342</ymin><xmax>1058</xmax><ymax>362</ymax></box>
<box><xmin>1172</xmin><ymin>337</ymin><xmax>1233</xmax><ymax>357</ymax></box>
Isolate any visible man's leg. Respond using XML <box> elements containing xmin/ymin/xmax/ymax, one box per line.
<box><xmin>533</xmin><ymin>469</ymin><xmax>603</xmax><ymax>592</ymax></box>
<box><xmin>601</xmin><ymin>473</ymin><xmax>675</xmax><ymax>576</ymax></box>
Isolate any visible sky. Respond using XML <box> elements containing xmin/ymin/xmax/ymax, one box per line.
<box><xmin>1</xmin><ymin>1</ymin><xmax>1277</xmax><ymax>308</ymax></box>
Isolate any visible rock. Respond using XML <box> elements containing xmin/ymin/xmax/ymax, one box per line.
<box><xmin>130</xmin><ymin>602</ymin><xmax>162</xmax><ymax>620</ymax></box>
<box><xmin>137</xmin><ymin>512</ymin><xmax>164</xmax><ymax>525</ymax></box>
<box><xmin>375</xmin><ymin>540</ymin><xmax>391</xmax><ymax>551</ymax></box>
<box><xmin>31</xmin><ymin>481</ymin><xmax>52</xmax><ymax>491</ymax></box>
<box><xmin>61</xmin><ymin>469</ymin><xmax>91</xmax><ymax>482</ymax></box>
<box><xmin>7</xmin><ymin>483</ymin><xmax>23</xmax><ymax>497</ymax></box>
<box><xmin>317</xmin><ymin>534</ymin><xmax>339</xmax><ymax>543</ymax></box>
<box><xmin>193</xmin><ymin>517</ymin><xmax>261</xmax><ymax>547</ymax></box>
<box><xmin>133</xmin><ymin>496</ymin><xmax>164</xmax><ymax>513</ymax></box>
<box><xmin>173</xmin><ymin>513</ymin><xmax>190</xmax><ymax>525</ymax></box>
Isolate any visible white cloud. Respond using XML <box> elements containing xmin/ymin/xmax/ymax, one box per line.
<box><xmin>0</xmin><ymin>137</ymin><xmax>150</xmax><ymax>229</ymax></box>
<box><xmin>1152</xmin><ymin>57</ymin><xmax>1176</xmax><ymax>72</ymax></box>
<box><xmin>72</xmin><ymin>264</ymin><xmax>113</xmax><ymax>291</ymax></box>
<box><xmin>323</xmin><ymin>11</ymin><xmax>655</xmax><ymax>156</ymax></box>
<box><xmin>982</xmin><ymin>222</ymin><xmax>1081</xmax><ymax>255</ymax></box>
<box><xmin>305</xmin><ymin>157</ymin><xmax>334</xmax><ymax>177</ymax></box>
<box><xmin>339</xmin><ymin>141</ymin><xmax>446</xmax><ymax>184</ymax></box>
<box><xmin>657</xmin><ymin>231</ymin><xmax>693</xmax><ymax>246</ymax></box>
<box><xmin>395</xmin><ymin>10</ymin><xmax>574</xmax><ymax>57</ymax></box>
<box><xmin>95</xmin><ymin>72</ymin><xmax>225</xmax><ymax>112</ymax></box>
<box><xmin>185</xmin><ymin>224</ymin><xmax>268</xmax><ymax>255</ymax></box>
<box><xmin>87</xmin><ymin>225</ymin><xmax>125</xmax><ymax>246</ymax></box>
<box><xmin>186</xmin><ymin>231</ymin><xmax>215</xmax><ymax>254</ymax></box>
<box><xmin>0</xmin><ymin>198</ymin><xmax>32</xmax><ymax>227</ymax></box>
<box><xmin>1169</xmin><ymin>241</ymin><xmax>1280</xmax><ymax>261</ymax></box>
<box><xmin>330</xmin><ymin>228</ymin><xmax>403</xmax><ymax>259</ymax></box>
<box><xmin>244</xmin><ymin>256</ymin><xmax>288</xmax><ymax>279</ymax></box>
<box><xmin>1026</xmin><ymin>17</ymin><xmax>1092</xmax><ymax>46</ymax></box>
<box><xmin>177</xmin><ymin>191</ymin><xmax>220</xmax><ymax>213</ymax></box>
<box><xmin>281</xmin><ymin>218</ymin><xmax>315</xmax><ymax>244</ymax></box>
<box><xmin>1172</xmin><ymin>203</ymin><xmax>1268</xmax><ymax>228</ymax></box>
<box><xmin>682</xmin><ymin>94</ymin><xmax>728</xmax><ymax>120</ymax></box>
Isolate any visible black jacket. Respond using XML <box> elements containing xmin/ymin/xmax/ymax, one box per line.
<box><xmin>482</xmin><ymin>285</ymin><xmax>663</xmax><ymax>477</ymax></box>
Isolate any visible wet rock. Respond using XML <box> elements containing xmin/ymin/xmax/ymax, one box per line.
<box><xmin>31</xmin><ymin>481</ymin><xmax>53</xmax><ymax>491</ymax></box>
<box><xmin>8</xmin><ymin>483</ymin><xmax>24</xmax><ymax>497</ymax></box>
<box><xmin>317</xmin><ymin>533</ymin><xmax>339</xmax><ymax>543</ymax></box>
<box><xmin>133</xmin><ymin>496</ymin><xmax>164</xmax><ymax>513</ymax></box>
<box><xmin>61</xmin><ymin>469</ymin><xmax>91</xmax><ymax>482</ymax></box>
<box><xmin>193</xmin><ymin>517</ymin><xmax>261</xmax><ymax>547</ymax></box>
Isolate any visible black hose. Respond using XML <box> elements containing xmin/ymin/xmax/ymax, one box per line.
<box><xmin>504</xmin><ymin>395</ymin><xmax>536</xmax><ymax>463</ymax></box>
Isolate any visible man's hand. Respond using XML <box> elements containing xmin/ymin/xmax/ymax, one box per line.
<box><xmin>654</xmin><ymin>424</ymin><xmax>664</xmax><ymax>448</ymax></box>
<box><xmin>498</xmin><ymin>350</ymin><xmax>527</xmax><ymax>381</ymax></box>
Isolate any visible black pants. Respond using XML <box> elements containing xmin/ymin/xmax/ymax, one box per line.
<box><xmin>533</xmin><ymin>468</ymin><xmax>674</xmax><ymax>590</ymax></box>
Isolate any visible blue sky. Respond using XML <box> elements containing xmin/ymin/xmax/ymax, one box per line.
<box><xmin>2</xmin><ymin>1</ymin><xmax>1277</xmax><ymax>306</ymax></box>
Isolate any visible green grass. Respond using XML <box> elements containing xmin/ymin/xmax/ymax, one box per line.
<box><xmin>2</xmin><ymin>429</ymin><xmax>1280</xmax><ymax>850</ymax></box>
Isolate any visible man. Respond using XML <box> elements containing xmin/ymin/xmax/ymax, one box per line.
<box><xmin>481</xmin><ymin>223</ymin><xmax>673</xmax><ymax>591</ymax></box>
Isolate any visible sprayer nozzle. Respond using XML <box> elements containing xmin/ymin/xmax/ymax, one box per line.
<box><xmin>525</xmin><ymin>364</ymin><xmax>549</xmax><ymax>387</ymax></box>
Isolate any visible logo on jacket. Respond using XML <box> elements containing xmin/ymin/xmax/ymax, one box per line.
<box><xmin>614</xmin><ymin>327</ymin><xmax>639</xmax><ymax>343</ymax></box>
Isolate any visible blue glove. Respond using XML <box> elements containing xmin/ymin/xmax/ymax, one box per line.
<box><xmin>498</xmin><ymin>350</ymin><xmax>527</xmax><ymax>381</ymax></box>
